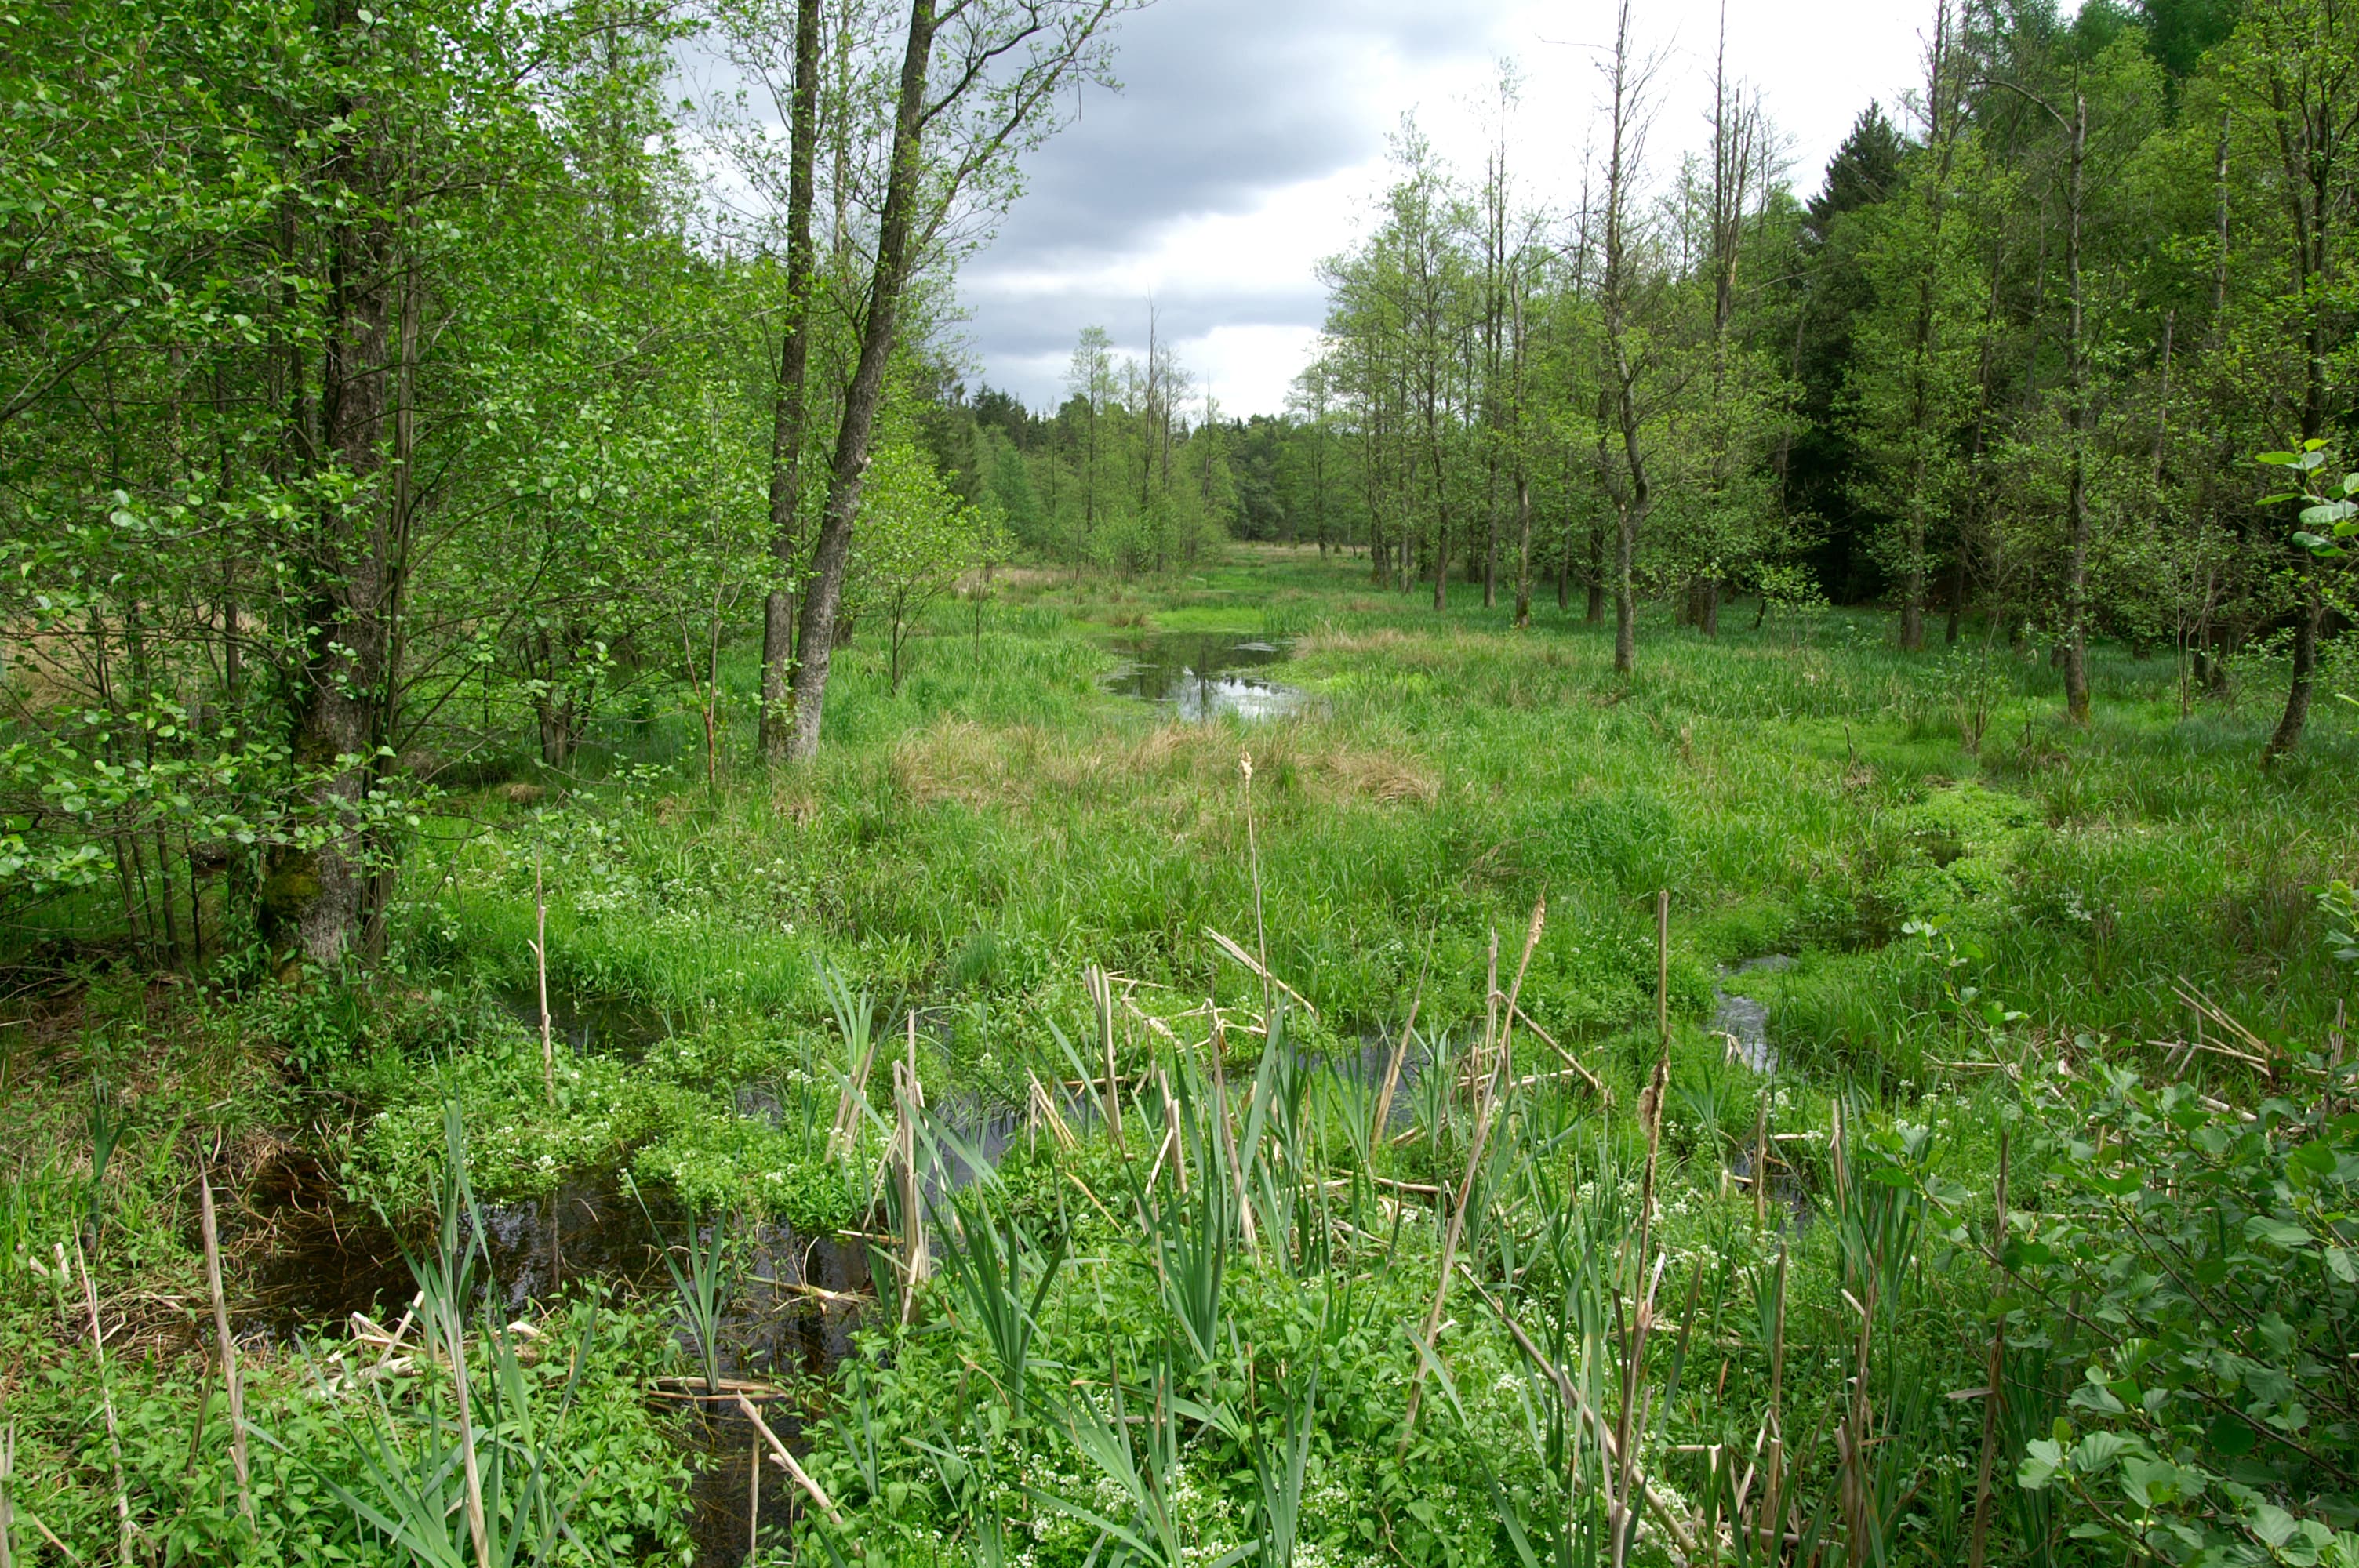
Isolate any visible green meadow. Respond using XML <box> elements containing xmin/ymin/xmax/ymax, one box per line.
<box><xmin>5</xmin><ymin>546</ymin><xmax>2355</xmax><ymax>1566</ymax></box>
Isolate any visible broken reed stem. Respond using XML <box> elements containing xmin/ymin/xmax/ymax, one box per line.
<box><xmin>1401</xmin><ymin>899</ymin><xmax>1546</xmax><ymax>1447</ymax></box>
<box><xmin>1967</xmin><ymin>1129</ymin><xmax>2012</xmax><ymax>1568</ymax></box>
<box><xmin>827</xmin><ymin>1025</ymin><xmax>880</xmax><ymax>1163</ymax></box>
<box><xmin>1374</xmin><ymin>938</ymin><xmax>1431</xmax><ymax>1141</ymax></box>
<box><xmin>1509</xmin><ymin>1004</ymin><xmax>1608</xmax><ymax>1102</ymax></box>
<box><xmin>895</xmin><ymin>1051</ymin><xmax>929</xmax><ymax>1324</ymax></box>
<box><xmin>1478</xmin><ymin>927</ymin><xmax>1499</xmax><ymax>1113</ymax></box>
<box><xmin>748</xmin><ymin>1434</ymin><xmax>761</xmax><ymax>1561</ymax></box>
<box><xmin>439</xmin><ymin>1266</ymin><xmax>492</xmax><ymax>1568</ymax></box>
<box><xmin>736</xmin><ymin>1394</ymin><xmax>849</xmax><ymax>1531</ymax></box>
<box><xmin>1763</xmin><ymin>1243</ymin><xmax>1790</xmax><ymax>1558</ymax></box>
<box><xmin>534</xmin><ymin>852</ymin><xmax>553</xmax><ymax>1107</ymax></box>
<box><xmin>1161</xmin><ymin>1069</ymin><xmax>1187</xmax><ymax>1194</ymax></box>
<box><xmin>1087</xmin><ymin>965</ymin><xmax>1123</xmax><ymax>1147</ymax></box>
<box><xmin>198</xmin><ymin>1170</ymin><xmax>253</xmax><ymax>1527</ymax></box>
<box><xmin>73</xmin><ymin>1238</ymin><xmax>134</xmax><ymax>1567</ymax></box>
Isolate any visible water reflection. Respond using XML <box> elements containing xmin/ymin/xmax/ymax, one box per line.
<box><xmin>1105</xmin><ymin>633</ymin><xmax>1306</xmax><ymax>720</ymax></box>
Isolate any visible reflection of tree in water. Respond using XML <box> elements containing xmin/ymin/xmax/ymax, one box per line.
<box><xmin>1107</xmin><ymin>634</ymin><xmax>1303</xmax><ymax>720</ymax></box>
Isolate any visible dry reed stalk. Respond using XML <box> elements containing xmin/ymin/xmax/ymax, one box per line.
<box><xmin>1509</xmin><ymin>1004</ymin><xmax>1609</xmax><ymax>1102</ymax></box>
<box><xmin>1204</xmin><ymin>927</ymin><xmax>1320</xmax><ymax>1020</ymax></box>
<box><xmin>1086</xmin><ymin>965</ymin><xmax>1123</xmax><ymax>1146</ymax></box>
<box><xmin>736</xmin><ymin>1394</ymin><xmax>849</xmax><ymax>1531</ymax></box>
<box><xmin>1967</xmin><ymin>1130</ymin><xmax>2011</xmax><ymax>1568</ymax></box>
<box><xmin>1761</xmin><ymin>1245</ymin><xmax>1790</xmax><ymax>1560</ymax></box>
<box><xmin>747</xmin><ymin>1435</ymin><xmax>760</xmax><ymax>1561</ymax></box>
<box><xmin>432</xmin><ymin>1273</ymin><xmax>492</xmax><ymax>1568</ymax></box>
<box><xmin>1</xmin><ymin>1417</ymin><xmax>14</xmax><ymax>1568</ymax></box>
<box><xmin>1161</xmin><ymin>1069</ymin><xmax>1187</xmax><ymax>1193</ymax></box>
<box><xmin>1476</xmin><ymin>927</ymin><xmax>1500</xmax><ymax>1113</ymax></box>
<box><xmin>1401</xmin><ymin>900</ymin><xmax>1545</xmax><ymax>1446</ymax></box>
<box><xmin>827</xmin><ymin>1027</ymin><xmax>880</xmax><ymax>1163</ymax></box>
<box><xmin>1027</xmin><ymin>1070</ymin><xmax>1077</xmax><ymax>1152</ymax></box>
<box><xmin>533</xmin><ymin>853</ymin><xmax>553</xmax><ymax>1106</ymax></box>
<box><xmin>1459</xmin><ymin>1265</ymin><xmax>1708</xmax><ymax>1561</ymax></box>
<box><xmin>1372</xmin><ymin>939</ymin><xmax>1433</xmax><ymax>1138</ymax></box>
<box><xmin>198</xmin><ymin>1171</ymin><xmax>253</xmax><ymax>1526</ymax></box>
<box><xmin>1752</xmin><ymin>1094</ymin><xmax>1769</xmax><ymax>1232</ymax></box>
<box><xmin>72</xmin><ymin>1239</ymin><xmax>133</xmax><ymax>1566</ymax></box>
<box><xmin>893</xmin><ymin>1053</ymin><xmax>929</xmax><ymax>1323</ymax></box>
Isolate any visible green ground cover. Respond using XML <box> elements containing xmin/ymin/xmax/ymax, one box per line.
<box><xmin>3</xmin><ymin>546</ymin><xmax>2356</xmax><ymax>1566</ymax></box>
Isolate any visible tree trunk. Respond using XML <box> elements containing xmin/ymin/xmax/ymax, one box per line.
<box><xmin>1586</xmin><ymin>519</ymin><xmax>1605</xmax><ymax>624</ymax></box>
<box><xmin>1614</xmin><ymin>503</ymin><xmax>1638</xmax><ymax>673</ymax></box>
<box><xmin>264</xmin><ymin>69</ymin><xmax>394</xmax><ymax>967</ymax></box>
<box><xmin>757</xmin><ymin>0</ymin><xmax>824</xmax><ymax>764</ymax></box>
<box><xmin>2263</xmin><ymin>575</ymin><xmax>2323</xmax><ymax>767</ymax></box>
<box><xmin>783</xmin><ymin>0</ymin><xmax>936</xmax><ymax>762</ymax></box>
<box><xmin>1512</xmin><ymin>466</ymin><xmax>1532</xmax><ymax>627</ymax></box>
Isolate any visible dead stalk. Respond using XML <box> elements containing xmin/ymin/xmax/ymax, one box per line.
<box><xmin>895</xmin><ymin>1047</ymin><xmax>929</xmax><ymax>1323</ymax></box>
<box><xmin>1401</xmin><ymin>899</ymin><xmax>1546</xmax><ymax>1446</ymax></box>
<box><xmin>1087</xmin><ymin>965</ymin><xmax>1123</xmax><ymax>1146</ymax></box>
<box><xmin>198</xmin><ymin>1170</ymin><xmax>253</xmax><ymax>1526</ymax></box>
<box><xmin>736</xmin><ymin>1394</ymin><xmax>849</xmax><ymax>1531</ymax></box>
<box><xmin>72</xmin><ymin>1239</ymin><xmax>133</xmax><ymax>1566</ymax></box>
<box><xmin>533</xmin><ymin>852</ymin><xmax>553</xmax><ymax>1106</ymax></box>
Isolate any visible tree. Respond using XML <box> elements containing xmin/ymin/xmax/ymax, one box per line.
<box><xmin>782</xmin><ymin>0</ymin><xmax>1134</xmax><ymax>762</ymax></box>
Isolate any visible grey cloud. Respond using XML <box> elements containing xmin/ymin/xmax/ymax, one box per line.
<box><xmin>958</xmin><ymin>0</ymin><xmax>1511</xmax><ymax>408</ymax></box>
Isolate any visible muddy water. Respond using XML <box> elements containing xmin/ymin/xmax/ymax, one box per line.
<box><xmin>1104</xmin><ymin>633</ymin><xmax>1307</xmax><ymax>720</ymax></box>
<box><xmin>245</xmin><ymin>1164</ymin><xmax>876</xmax><ymax>1566</ymax></box>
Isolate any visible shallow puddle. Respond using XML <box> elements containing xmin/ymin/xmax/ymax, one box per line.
<box><xmin>1104</xmin><ymin>632</ymin><xmax>1307</xmax><ymax>720</ymax></box>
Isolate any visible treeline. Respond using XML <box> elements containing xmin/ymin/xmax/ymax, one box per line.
<box><xmin>0</xmin><ymin>0</ymin><xmax>1125</xmax><ymax>966</ymax></box>
<box><xmin>1299</xmin><ymin>0</ymin><xmax>2353</xmax><ymax>757</ymax></box>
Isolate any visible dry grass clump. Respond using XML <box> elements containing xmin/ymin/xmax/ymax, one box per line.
<box><xmin>889</xmin><ymin>718</ymin><xmax>1438</xmax><ymax>813</ymax></box>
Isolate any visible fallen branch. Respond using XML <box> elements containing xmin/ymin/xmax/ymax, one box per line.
<box><xmin>736</xmin><ymin>1394</ymin><xmax>848</xmax><ymax>1531</ymax></box>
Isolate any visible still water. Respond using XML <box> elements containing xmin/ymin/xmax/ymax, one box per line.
<box><xmin>1103</xmin><ymin>633</ymin><xmax>1307</xmax><ymax>720</ymax></box>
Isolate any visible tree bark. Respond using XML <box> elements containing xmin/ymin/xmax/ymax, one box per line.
<box><xmin>783</xmin><ymin>0</ymin><xmax>937</xmax><ymax>762</ymax></box>
<box><xmin>2263</xmin><ymin>573</ymin><xmax>2323</xmax><ymax>767</ymax></box>
<box><xmin>264</xmin><ymin>34</ymin><xmax>395</xmax><ymax>967</ymax></box>
<box><xmin>1512</xmin><ymin>465</ymin><xmax>1532</xmax><ymax>627</ymax></box>
<box><xmin>758</xmin><ymin>0</ymin><xmax>823</xmax><ymax>764</ymax></box>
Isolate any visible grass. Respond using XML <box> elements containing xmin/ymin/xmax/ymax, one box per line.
<box><xmin>2</xmin><ymin>544</ymin><xmax>2355</xmax><ymax>1565</ymax></box>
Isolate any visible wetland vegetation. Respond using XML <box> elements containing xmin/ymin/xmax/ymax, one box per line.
<box><xmin>7</xmin><ymin>0</ymin><xmax>2359</xmax><ymax>1563</ymax></box>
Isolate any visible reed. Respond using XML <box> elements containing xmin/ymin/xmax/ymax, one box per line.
<box><xmin>631</xmin><ymin>1178</ymin><xmax>734</xmax><ymax>1398</ymax></box>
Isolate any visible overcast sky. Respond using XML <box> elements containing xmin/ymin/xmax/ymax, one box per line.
<box><xmin>948</xmin><ymin>0</ymin><xmax>1942</xmax><ymax>418</ymax></box>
